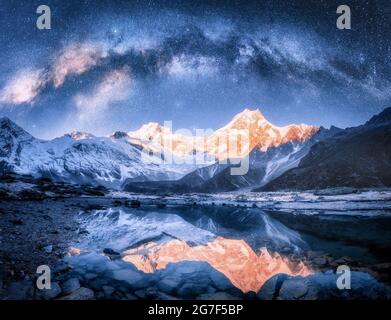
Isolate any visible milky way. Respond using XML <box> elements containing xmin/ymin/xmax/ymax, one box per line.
<box><xmin>0</xmin><ymin>0</ymin><xmax>390</xmax><ymax>138</ymax></box>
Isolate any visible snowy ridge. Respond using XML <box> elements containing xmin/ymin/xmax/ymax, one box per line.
<box><xmin>0</xmin><ymin>117</ymin><xmax>199</xmax><ymax>188</ymax></box>
<box><xmin>126</xmin><ymin>108</ymin><xmax>318</xmax><ymax>160</ymax></box>
<box><xmin>0</xmin><ymin>108</ymin><xmax>319</xmax><ymax>190</ymax></box>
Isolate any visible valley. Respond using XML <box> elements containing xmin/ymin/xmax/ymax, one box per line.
<box><xmin>1</xmin><ymin>107</ymin><xmax>390</xmax><ymax>300</ymax></box>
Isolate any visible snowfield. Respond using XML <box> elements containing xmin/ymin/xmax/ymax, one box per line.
<box><xmin>0</xmin><ymin>117</ymin><xmax>203</xmax><ymax>188</ymax></box>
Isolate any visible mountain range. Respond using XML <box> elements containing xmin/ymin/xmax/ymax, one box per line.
<box><xmin>0</xmin><ymin>117</ymin><xmax>197</xmax><ymax>188</ymax></box>
<box><xmin>258</xmin><ymin>107</ymin><xmax>391</xmax><ymax>191</ymax></box>
<box><xmin>1</xmin><ymin>107</ymin><xmax>390</xmax><ymax>192</ymax></box>
<box><xmin>125</xmin><ymin>109</ymin><xmax>318</xmax><ymax>160</ymax></box>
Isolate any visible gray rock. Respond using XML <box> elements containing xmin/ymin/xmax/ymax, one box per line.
<box><xmin>313</xmin><ymin>256</ymin><xmax>328</xmax><ymax>266</ymax></box>
<box><xmin>111</xmin><ymin>269</ymin><xmax>145</xmax><ymax>289</ymax></box>
<box><xmin>62</xmin><ymin>278</ymin><xmax>80</xmax><ymax>295</ymax></box>
<box><xmin>86</xmin><ymin>277</ymin><xmax>109</xmax><ymax>291</ymax></box>
<box><xmin>258</xmin><ymin>271</ymin><xmax>391</xmax><ymax>300</ymax></box>
<box><xmin>257</xmin><ymin>274</ymin><xmax>289</xmax><ymax>300</ymax></box>
<box><xmin>157</xmin><ymin>277</ymin><xmax>180</xmax><ymax>294</ymax></box>
<box><xmin>59</xmin><ymin>287</ymin><xmax>95</xmax><ymax>300</ymax></box>
<box><xmin>6</xmin><ymin>280</ymin><xmax>34</xmax><ymax>300</ymax></box>
<box><xmin>134</xmin><ymin>288</ymin><xmax>159</xmax><ymax>299</ymax></box>
<box><xmin>125</xmin><ymin>293</ymin><xmax>139</xmax><ymax>300</ymax></box>
<box><xmin>197</xmin><ymin>292</ymin><xmax>240</xmax><ymax>300</ymax></box>
<box><xmin>157</xmin><ymin>261</ymin><xmax>242</xmax><ymax>298</ymax></box>
<box><xmin>84</xmin><ymin>272</ymin><xmax>98</xmax><ymax>280</ymax></box>
<box><xmin>177</xmin><ymin>283</ymin><xmax>210</xmax><ymax>298</ymax></box>
<box><xmin>279</xmin><ymin>279</ymin><xmax>309</xmax><ymax>300</ymax></box>
<box><xmin>52</xmin><ymin>261</ymin><xmax>69</xmax><ymax>273</ymax></box>
<box><xmin>102</xmin><ymin>285</ymin><xmax>115</xmax><ymax>297</ymax></box>
<box><xmin>209</xmin><ymin>269</ymin><xmax>235</xmax><ymax>291</ymax></box>
<box><xmin>43</xmin><ymin>245</ymin><xmax>53</xmax><ymax>254</ymax></box>
<box><xmin>95</xmin><ymin>291</ymin><xmax>105</xmax><ymax>300</ymax></box>
<box><xmin>38</xmin><ymin>282</ymin><xmax>62</xmax><ymax>300</ymax></box>
<box><xmin>134</xmin><ymin>288</ymin><xmax>175</xmax><ymax>300</ymax></box>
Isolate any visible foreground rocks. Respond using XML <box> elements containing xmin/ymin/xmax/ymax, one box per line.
<box><xmin>3</xmin><ymin>255</ymin><xmax>244</xmax><ymax>300</ymax></box>
<box><xmin>56</xmin><ymin>254</ymin><xmax>244</xmax><ymax>300</ymax></box>
<box><xmin>0</xmin><ymin>173</ymin><xmax>107</xmax><ymax>200</ymax></box>
<box><xmin>5</xmin><ymin>280</ymin><xmax>35</xmax><ymax>300</ymax></box>
<box><xmin>5</xmin><ymin>258</ymin><xmax>390</xmax><ymax>300</ymax></box>
<box><xmin>156</xmin><ymin>262</ymin><xmax>243</xmax><ymax>299</ymax></box>
<box><xmin>258</xmin><ymin>271</ymin><xmax>391</xmax><ymax>300</ymax></box>
<box><xmin>0</xmin><ymin>197</ymin><xmax>113</xmax><ymax>299</ymax></box>
<box><xmin>62</xmin><ymin>278</ymin><xmax>81</xmax><ymax>295</ymax></box>
<box><xmin>59</xmin><ymin>287</ymin><xmax>95</xmax><ymax>300</ymax></box>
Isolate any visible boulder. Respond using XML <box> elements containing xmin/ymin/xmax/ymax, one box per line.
<box><xmin>37</xmin><ymin>282</ymin><xmax>62</xmax><ymax>300</ymax></box>
<box><xmin>177</xmin><ymin>283</ymin><xmax>211</xmax><ymax>299</ymax></box>
<box><xmin>134</xmin><ymin>288</ymin><xmax>175</xmax><ymax>300</ymax></box>
<box><xmin>62</xmin><ymin>278</ymin><xmax>80</xmax><ymax>295</ymax></box>
<box><xmin>157</xmin><ymin>277</ymin><xmax>180</xmax><ymax>295</ymax></box>
<box><xmin>258</xmin><ymin>271</ymin><xmax>391</xmax><ymax>300</ymax></box>
<box><xmin>43</xmin><ymin>245</ymin><xmax>53</xmax><ymax>254</ymax></box>
<box><xmin>125</xmin><ymin>293</ymin><xmax>139</xmax><ymax>300</ymax></box>
<box><xmin>6</xmin><ymin>280</ymin><xmax>34</xmax><ymax>300</ymax></box>
<box><xmin>197</xmin><ymin>292</ymin><xmax>240</xmax><ymax>300</ymax></box>
<box><xmin>279</xmin><ymin>279</ymin><xmax>309</xmax><ymax>299</ymax></box>
<box><xmin>157</xmin><ymin>261</ymin><xmax>242</xmax><ymax>299</ymax></box>
<box><xmin>59</xmin><ymin>287</ymin><xmax>95</xmax><ymax>300</ymax></box>
<box><xmin>52</xmin><ymin>261</ymin><xmax>70</xmax><ymax>274</ymax></box>
<box><xmin>84</xmin><ymin>273</ymin><xmax>98</xmax><ymax>280</ymax></box>
<box><xmin>312</xmin><ymin>256</ymin><xmax>328</xmax><ymax>266</ymax></box>
<box><xmin>111</xmin><ymin>269</ymin><xmax>146</xmax><ymax>289</ymax></box>
<box><xmin>102</xmin><ymin>285</ymin><xmax>115</xmax><ymax>298</ymax></box>
<box><xmin>257</xmin><ymin>274</ymin><xmax>289</xmax><ymax>300</ymax></box>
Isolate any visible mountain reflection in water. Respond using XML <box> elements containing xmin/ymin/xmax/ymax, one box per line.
<box><xmin>71</xmin><ymin>206</ymin><xmax>314</xmax><ymax>293</ymax></box>
<box><xmin>122</xmin><ymin>237</ymin><xmax>311</xmax><ymax>293</ymax></box>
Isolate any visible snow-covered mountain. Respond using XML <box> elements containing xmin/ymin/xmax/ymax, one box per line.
<box><xmin>127</xmin><ymin>108</ymin><xmax>319</xmax><ymax>160</ymax></box>
<box><xmin>258</xmin><ymin>107</ymin><xmax>391</xmax><ymax>191</ymax></box>
<box><xmin>124</xmin><ymin>126</ymin><xmax>341</xmax><ymax>193</ymax></box>
<box><xmin>0</xmin><ymin>117</ymin><xmax>198</xmax><ymax>188</ymax></box>
<box><xmin>206</xmin><ymin>109</ymin><xmax>318</xmax><ymax>159</ymax></box>
<box><xmin>0</xmin><ymin>108</ymin><xmax>320</xmax><ymax>190</ymax></box>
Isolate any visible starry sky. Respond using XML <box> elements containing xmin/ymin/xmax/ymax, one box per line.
<box><xmin>0</xmin><ymin>0</ymin><xmax>390</xmax><ymax>138</ymax></box>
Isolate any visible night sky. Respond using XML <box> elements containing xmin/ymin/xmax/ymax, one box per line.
<box><xmin>0</xmin><ymin>0</ymin><xmax>390</xmax><ymax>138</ymax></box>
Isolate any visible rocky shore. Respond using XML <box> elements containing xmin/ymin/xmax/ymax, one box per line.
<box><xmin>3</xmin><ymin>247</ymin><xmax>391</xmax><ymax>300</ymax></box>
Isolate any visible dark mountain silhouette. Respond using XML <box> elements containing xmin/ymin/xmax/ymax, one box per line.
<box><xmin>257</xmin><ymin>107</ymin><xmax>391</xmax><ymax>191</ymax></box>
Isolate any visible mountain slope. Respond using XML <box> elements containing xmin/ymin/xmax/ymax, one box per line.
<box><xmin>0</xmin><ymin>117</ymin><xmax>35</xmax><ymax>172</ymax></box>
<box><xmin>0</xmin><ymin>117</ymin><xmax>196</xmax><ymax>188</ymax></box>
<box><xmin>0</xmin><ymin>108</ymin><xmax>320</xmax><ymax>190</ymax></box>
<box><xmin>127</xmin><ymin>108</ymin><xmax>318</xmax><ymax>160</ymax></box>
<box><xmin>199</xmin><ymin>125</ymin><xmax>341</xmax><ymax>192</ymax></box>
<box><xmin>124</xmin><ymin>126</ymin><xmax>341</xmax><ymax>193</ymax></box>
<box><xmin>258</xmin><ymin>107</ymin><xmax>391</xmax><ymax>191</ymax></box>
